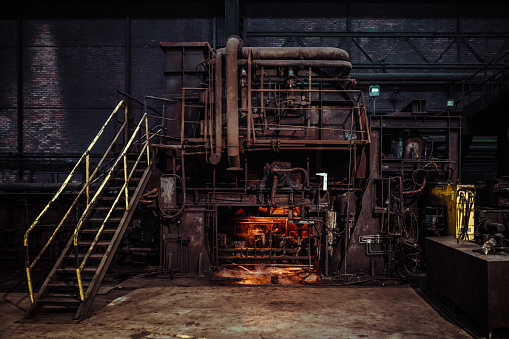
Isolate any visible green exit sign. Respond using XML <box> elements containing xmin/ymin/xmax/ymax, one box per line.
<box><xmin>369</xmin><ymin>85</ymin><xmax>380</xmax><ymax>96</ymax></box>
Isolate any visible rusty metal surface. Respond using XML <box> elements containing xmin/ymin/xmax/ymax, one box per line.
<box><xmin>162</xmin><ymin>208</ymin><xmax>211</xmax><ymax>274</ymax></box>
<box><xmin>426</xmin><ymin>236</ymin><xmax>509</xmax><ymax>332</ymax></box>
<box><xmin>153</xmin><ymin>38</ymin><xmax>456</xmax><ymax>282</ymax></box>
<box><xmin>159</xmin><ymin>175</ymin><xmax>178</xmax><ymax>211</ymax></box>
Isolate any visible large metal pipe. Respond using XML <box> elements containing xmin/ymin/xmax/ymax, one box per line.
<box><xmin>217</xmin><ymin>46</ymin><xmax>349</xmax><ymax>61</ymax></box>
<box><xmin>241</xmin><ymin>47</ymin><xmax>349</xmax><ymax>61</ymax></box>
<box><xmin>212</xmin><ymin>51</ymin><xmax>223</xmax><ymax>165</ymax></box>
<box><xmin>237</xmin><ymin>59</ymin><xmax>352</xmax><ymax>73</ymax></box>
<box><xmin>225</xmin><ymin>36</ymin><xmax>242</xmax><ymax>169</ymax></box>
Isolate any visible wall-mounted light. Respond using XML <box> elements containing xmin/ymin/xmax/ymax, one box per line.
<box><xmin>369</xmin><ymin>85</ymin><xmax>380</xmax><ymax>97</ymax></box>
<box><xmin>447</xmin><ymin>99</ymin><xmax>454</xmax><ymax>107</ymax></box>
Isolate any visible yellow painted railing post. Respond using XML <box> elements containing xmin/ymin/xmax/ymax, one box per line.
<box><xmin>86</xmin><ymin>153</ymin><xmax>90</xmax><ymax>205</ymax></box>
<box><xmin>72</xmin><ymin>115</ymin><xmax>146</xmax><ymax>246</ymax></box>
<box><xmin>26</xmin><ymin>267</ymin><xmax>34</xmax><ymax>304</ymax></box>
<box><xmin>76</xmin><ymin>268</ymin><xmax>84</xmax><ymax>301</ymax></box>
<box><xmin>124</xmin><ymin>153</ymin><xmax>129</xmax><ymax>210</ymax></box>
<box><xmin>145</xmin><ymin>115</ymin><xmax>150</xmax><ymax>165</ymax></box>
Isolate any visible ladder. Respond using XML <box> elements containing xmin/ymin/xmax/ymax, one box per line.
<box><xmin>23</xmin><ymin>102</ymin><xmax>153</xmax><ymax>319</ymax></box>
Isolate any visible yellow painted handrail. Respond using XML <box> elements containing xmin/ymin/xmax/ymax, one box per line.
<box><xmin>23</xmin><ymin>101</ymin><xmax>127</xmax><ymax>246</ymax></box>
<box><xmin>24</xmin><ymin>101</ymin><xmax>128</xmax><ymax>305</ymax></box>
<box><xmin>25</xmin><ymin>123</ymin><xmax>128</xmax><ymax>272</ymax></box>
<box><xmin>72</xmin><ymin>113</ymin><xmax>147</xmax><ymax>247</ymax></box>
<box><xmin>75</xmin><ymin>139</ymin><xmax>150</xmax><ymax>300</ymax></box>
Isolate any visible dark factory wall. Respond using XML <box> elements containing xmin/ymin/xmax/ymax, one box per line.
<box><xmin>244</xmin><ymin>2</ymin><xmax>509</xmax><ymax>114</ymax></box>
<box><xmin>1</xmin><ymin>1</ymin><xmax>508</xmax><ymax>183</ymax></box>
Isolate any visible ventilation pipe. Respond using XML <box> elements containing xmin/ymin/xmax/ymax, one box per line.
<box><xmin>218</xmin><ymin>41</ymin><xmax>351</xmax><ymax>168</ymax></box>
<box><xmin>211</xmin><ymin>50</ymin><xmax>223</xmax><ymax>165</ymax></box>
<box><xmin>217</xmin><ymin>46</ymin><xmax>350</xmax><ymax>61</ymax></box>
<box><xmin>237</xmin><ymin>59</ymin><xmax>352</xmax><ymax>74</ymax></box>
<box><xmin>240</xmin><ymin>47</ymin><xmax>349</xmax><ymax>61</ymax></box>
<box><xmin>225</xmin><ymin>35</ymin><xmax>242</xmax><ymax>170</ymax></box>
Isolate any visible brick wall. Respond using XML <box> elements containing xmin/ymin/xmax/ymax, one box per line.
<box><xmin>0</xmin><ymin>20</ymin><xmax>18</xmax><ymax>154</ymax></box>
<box><xmin>0</xmin><ymin>1</ymin><xmax>508</xmax><ymax>183</ymax></box>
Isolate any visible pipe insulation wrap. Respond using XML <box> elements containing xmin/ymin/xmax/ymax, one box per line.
<box><xmin>213</xmin><ymin>50</ymin><xmax>223</xmax><ymax>164</ymax></box>
<box><xmin>216</xmin><ymin>46</ymin><xmax>350</xmax><ymax>61</ymax></box>
<box><xmin>225</xmin><ymin>36</ymin><xmax>242</xmax><ymax>169</ymax></box>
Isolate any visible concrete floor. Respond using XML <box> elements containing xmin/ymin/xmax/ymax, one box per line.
<box><xmin>0</xmin><ymin>270</ymin><xmax>473</xmax><ymax>339</ymax></box>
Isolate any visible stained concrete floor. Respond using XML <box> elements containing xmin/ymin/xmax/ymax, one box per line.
<box><xmin>0</xmin><ymin>269</ymin><xmax>474</xmax><ymax>339</ymax></box>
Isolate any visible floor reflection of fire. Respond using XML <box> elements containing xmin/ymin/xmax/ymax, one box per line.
<box><xmin>212</xmin><ymin>265</ymin><xmax>321</xmax><ymax>285</ymax></box>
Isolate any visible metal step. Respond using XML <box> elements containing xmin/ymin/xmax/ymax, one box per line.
<box><xmin>38</xmin><ymin>296</ymin><xmax>81</xmax><ymax>306</ymax></box>
<box><xmin>99</xmin><ymin>196</ymin><xmax>124</xmax><ymax>201</ymax></box>
<box><xmin>95</xmin><ymin>206</ymin><xmax>124</xmax><ymax>211</ymax></box>
<box><xmin>56</xmin><ymin>267</ymin><xmax>98</xmax><ymax>275</ymax></box>
<box><xmin>79</xmin><ymin>228</ymin><xmax>117</xmax><ymax>234</ymax></box>
<box><xmin>65</xmin><ymin>253</ymin><xmax>104</xmax><ymax>260</ymax></box>
<box><xmin>25</xmin><ymin>157</ymin><xmax>152</xmax><ymax>320</ymax></box>
<box><xmin>47</xmin><ymin>281</ymin><xmax>90</xmax><ymax>290</ymax></box>
<box><xmin>76</xmin><ymin>240</ymin><xmax>111</xmax><ymax>247</ymax></box>
<box><xmin>112</xmin><ymin>177</ymin><xmax>141</xmax><ymax>182</ymax></box>
<box><xmin>88</xmin><ymin>217</ymin><xmax>122</xmax><ymax>223</ymax></box>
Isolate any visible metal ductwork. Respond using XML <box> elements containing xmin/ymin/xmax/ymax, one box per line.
<box><xmin>221</xmin><ymin>39</ymin><xmax>353</xmax><ymax>169</ymax></box>
<box><xmin>237</xmin><ymin>59</ymin><xmax>352</xmax><ymax>73</ymax></box>
<box><xmin>212</xmin><ymin>50</ymin><xmax>223</xmax><ymax>165</ymax></box>
<box><xmin>225</xmin><ymin>35</ymin><xmax>243</xmax><ymax>170</ymax></box>
<box><xmin>239</xmin><ymin>46</ymin><xmax>350</xmax><ymax>61</ymax></box>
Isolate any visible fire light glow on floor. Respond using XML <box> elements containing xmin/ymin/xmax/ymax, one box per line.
<box><xmin>211</xmin><ymin>265</ymin><xmax>321</xmax><ymax>285</ymax></box>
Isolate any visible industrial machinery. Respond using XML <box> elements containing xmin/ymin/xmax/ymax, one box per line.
<box><xmin>11</xmin><ymin>36</ymin><xmax>508</xmax><ymax>330</ymax></box>
<box><xmin>149</xmin><ymin>36</ymin><xmax>462</xmax><ymax>279</ymax></box>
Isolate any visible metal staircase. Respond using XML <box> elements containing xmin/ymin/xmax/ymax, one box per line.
<box><xmin>463</xmin><ymin>50</ymin><xmax>509</xmax><ymax>114</ymax></box>
<box><xmin>23</xmin><ymin>101</ymin><xmax>153</xmax><ymax>320</ymax></box>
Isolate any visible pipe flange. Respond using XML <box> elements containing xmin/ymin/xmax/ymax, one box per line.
<box><xmin>226</xmin><ymin>35</ymin><xmax>243</xmax><ymax>51</ymax></box>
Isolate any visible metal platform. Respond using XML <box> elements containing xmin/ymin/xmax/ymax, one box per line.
<box><xmin>426</xmin><ymin>236</ymin><xmax>509</xmax><ymax>334</ymax></box>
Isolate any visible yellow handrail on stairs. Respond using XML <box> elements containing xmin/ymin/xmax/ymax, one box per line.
<box><xmin>23</xmin><ymin>101</ymin><xmax>128</xmax><ymax>305</ymax></box>
<box><xmin>75</xmin><ymin>130</ymin><xmax>150</xmax><ymax>301</ymax></box>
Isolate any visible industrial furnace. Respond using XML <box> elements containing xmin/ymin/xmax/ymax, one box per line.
<box><xmin>14</xmin><ymin>37</ymin><xmax>508</xmax><ymax>327</ymax></box>
<box><xmin>148</xmin><ymin>36</ymin><xmax>461</xmax><ymax>280</ymax></box>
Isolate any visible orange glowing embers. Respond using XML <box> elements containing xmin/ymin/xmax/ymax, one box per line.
<box><xmin>217</xmin><ymin>205</ymin><xmax>317</xmax><ymax>266</ymax></box>
<box><xmin>232</xmin><ymin>206</ymin><xmax>304</xmax><ymax>249</ymax></box>
<box><xmin>234</xmin><ymin>217</ymin><xmax>288</xmax><ymax>248</ymax></box>
<box><xmin>257</xmin><ymin>206</ymin><xmax>301</xmax><ymax>216</ymax></box>
<box><xmin>212</xmin><ymin>265</ymin><xmax>321</xmax><ymax>285</ymax></box>
<box><xmin>232</xmin><ymin>217</ymin><xmax>312</xmax><ymax>251</ymax></box>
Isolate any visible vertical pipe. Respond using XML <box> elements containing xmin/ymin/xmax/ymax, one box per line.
<box><xmin>214</xmin><ymin>51</ymin><xmax>223</xmax><ymax>161</ymax></box>
<box><xmin>208</xmin><ymin>59</ymin><xmax>214</xmax><ymax>156</ymax></box>
<box><xmin>247</xmin><ymin>49</ymin><xmax>252</xmax><ymax>147</ymax></box>
<box><xmin>214</xmin><ymin>205</ymin><xmax>218</xmax><ymax>265</ymax></box>
<box><xmin>203</xmin><ymin>91</ymin><xmax>208</xmax><ymax>147</ymax></box>
<box><xmin>181</xmin><ymin>88</ymin><xmax>185</xmax><ymax>145</ymax></box>
<box><xmin>198</xmin><ymin>252</ymin><xmax>203</xmax><ymax>275</ymax></box>
<box><xmin>261</xmin><ymin>66</ymin><xmax>266</xmax><ymax>131</ymax></box>
<box><xmin>308</xmin><ymin>223</ymin><xmax>312</xmax><ymax>268</ymax></box>
<box><xmin>225</xmin><ymin>36</ymin><xmax>242</xmax><ymax>169</ymax></box>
